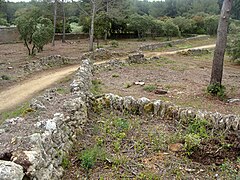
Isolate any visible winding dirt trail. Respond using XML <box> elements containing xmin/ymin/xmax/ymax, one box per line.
<box><xmin>0</xmin><ymin>44</ymin><xmax>215</xmax><ymax>113</ymax></box>
<box><xmin>0</xmin><ymin>65</ymin><xmax>80</xmax><ymax>113</ymax></box>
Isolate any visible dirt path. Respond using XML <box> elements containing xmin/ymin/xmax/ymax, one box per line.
<box><xmin>144</xmin><ymin>44</ymin><xmax>216</xmax><ymax>57</ymax></box>
<box><xmin>0</xmin><ymin>44</ymin><xmax>215</xmax><ymax>113</ymax></box>
<box><xmin>0</xmin><ymin>65</ymin><xmax>80</xmax><ymax>113</ymax></box>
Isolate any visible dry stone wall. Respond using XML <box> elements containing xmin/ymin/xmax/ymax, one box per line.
<box><xmin>23</xmin><ymin>55</ymin><xmax>80</xmax><ymax>73</ymax></box>
<box><xmin>0</xmin><ymin>59</ymin><xmax>92</xmax><ymax>180</ymax></box>
<box><xmin>139</xmin><ymin>35</ymin><xmax>210</xmax><ymax>51</ymax></box>
<box><xmin>92</xmin><ymin>93</ymin><xmax>240</xmax><ymax>132</ymax></box>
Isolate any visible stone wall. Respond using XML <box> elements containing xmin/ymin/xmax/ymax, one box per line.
<box><xmin>139</xmin><ymin>35</ymin><xmax>211</xmax><ymax>51</ymax></box>
<box><xmin>0</xmin><ymin>59</ymin><xmax>93</xmax><ymax>180</ymax></box>
<box><xmin>23</xmin><ymin>55</ymin><xmax>80</xmax><ymax>73</ymax></box>
<box><xmin>0</xmin><ymin>27</ymin><xmax>20</xmax><ymax>44</ymax></box>
<box><xmin>92</xmin><ymin>93</ymin><xmax>240</xmax><ymax>132</ymax></box>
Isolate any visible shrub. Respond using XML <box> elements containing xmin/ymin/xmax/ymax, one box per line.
<box><xmin>184</xmin><ymin>133</ymin><xmax>201</xmax><ymax>155</ymax></box>
<box><xmin>207</xmin><ymin>83</ymin><xmax>226</xmax><ymax>99</ymax></box>
<box><xmin>143</xmin><ymin>85</ymin><xmax>157</xmax><ymax>92</ymax></box>
<box><xmin>110</xmin><ymin>40</ymin><xmax>119</xmax><ymax>47</ymax></box>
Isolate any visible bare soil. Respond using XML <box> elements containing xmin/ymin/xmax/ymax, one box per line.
<box><xmin>94</xmin><ymin>52</ymin><xmax>240</xmax><ymax>115</ymax></box>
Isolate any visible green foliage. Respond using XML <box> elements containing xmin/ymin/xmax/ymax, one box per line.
<box><xmin>56</xmin><ymin>21</ymin><xmax>71</xmax><ymax>33</ymax></box>
<box><xmin>186</xmin><ymin>118</ymin><xmax>210</xmax><ymax>138</ymax></box>
<box><xmin>32</xmin><ymin>17</ymin><xmax>53</xmax><ymax>52</ymax></box>
<box><xmin>15</xmin><ymin>7</ymin><xmax>53</xmax><ymax>55</ymax></box>
<box><xmin>1</xmin><ymin>102</ymin><xmax>31</xmax><ymax>123</ymax></box>
<box><xmin>183</xmin><ymin>118</ymin><xmax>211</xmax><ymax>155</ymax></box>
<box><xmin>91</xmin><ymin>79</ymin><xmax>102</xmax><ymax>95</ymax></box>
<box><xmin>1</xmin><ymin>74</ymin><xmax>10</xmax><ymax>80</ymax></box>
<box><xmin>163</xmin><ymin>19</ymin><xmax>180</xmax><ymax>40</ymax></box>
<box><xmin>184</xmin><ymin>133</ymin><xmax>201</xmax><ymax>155</ymax></box>
<box><xmin>79</xmin><ymin>146</ymin><xmax>107</xmax><ymax>171</ymax></box>
<box><xmin>143</xmin><ymin>85</ymin><xmax>157</xmax><ymax>92</ymax></box>
<box><xmin>173</xmin><ymin>16</ymin><xmax>196</xmax><ymax>35</ymax></box>
<box><xmin>227</xmin><ymin>23</ymin><xmax>240</xmax><ymax>61</ymax></box>
<box><xmin>112</xmin><ymin>73</ymin><xmax>119</xmax><ymax>78</ymax></box>
<box><xmin>113</xmin><ymin>118</ymin><xmax>129</xmax><ymax>131</ymax></box>
<box><xmin>204</xmin><ymin>15</ymin><xmax>219</xmax><ymax>35</ymax></box>
<box><xmin>67</xmin><ymin>16</ymin><xmax>79</xmax><ymax>24</ymax></box>
<box><xmin>207</xmin><ymin>83</ymin><xmax>226</xmax><ymax>99</ymax></box>
<box><xmin>109</xmin><ymin>40</ymin><xmax>119</xmax><ymax>47</ymax></box>
<box><xmin>0</xmin><ymin>17</ymin><xmax>9</xmax><ymax>26</ymax></box>
<box><xmin>127</xmin><ymin>13</ymin><xmax>150</xmax><ymax>38</ymax></box>
<box><xmin>61</xmin><ymin>155</ymin><xmax>70</xmax><ymax>169</ymax></box>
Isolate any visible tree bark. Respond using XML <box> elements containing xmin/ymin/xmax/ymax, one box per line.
<box><xmin>62</xmin><ymin>0</ymin><xmax>66</xmax><ymax>43</ymax></box>
<box><xmin>89</xmin><ymin>1</ymin><xmax>96</xmax><ymax>51</ymax></box>
<box><xmin>210</xmin><ymin>0</ymin><xmax>233</xmax><ymax>85</ymax></box>
<box><xmin>52</xmin><ymin>0</ymin><xmax>57</xmax><ymax>46</ymax></box>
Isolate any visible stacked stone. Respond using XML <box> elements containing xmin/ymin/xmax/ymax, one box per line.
<box><xmin>139</xmin><ymin>35</ymin><xmax>210</xmax><ymax>51</ymax></box>
<box><xmin>0</xmin><ymin>59</ymin><xmax>93</xmax><ymax>179</ymax></box>
<box><xmin>93</xmin><ymin>93</ymin><xmax>240</xmax><ymax>132</ymax></box>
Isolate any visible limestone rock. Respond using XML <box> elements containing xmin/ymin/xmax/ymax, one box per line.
<box><xmin>0</xmin><ymin>160</ymin><xmax>24</xmax><ymax>180</ymax></box>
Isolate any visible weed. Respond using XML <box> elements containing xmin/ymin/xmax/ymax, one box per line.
<box><xmin>56</xmin><ymin>87</ymin><xmax>69</xmax><ymax>94</ymax></box>
<box><xmin>61</xmin><ymin>154</ymin><xmax>70</xmax><ymax>169</ymax></box>
<box><xmin>113</xmin><ymin>118</ymin><xmax>129</xmax><ymax>131</ymax></box>
<box><xmin>91</xmin><ymin>79</ymin><xmax>102</xmax><ymax>95</ymax></box>
<box><xmin>79</xmin><ymin>146</ymin><xmax>107</xmax><ymax>171</ymax></box>
<box><xmin>143</xmin><ymin>85</ymin><xmax>157</xmax><ymax>92</ymax></box>
<box><xmin>184</xmin><ymin>133</ymin><xmax>201</xmax><ymax>155</ymax></box>
<box><xmin>110</xmin><ymin>40</ymin><xmax>119</xmax><ymax>48</ymax></box>
<box><xmin>186</xmin><ymin>118</ymin><xmax>210</xmax><ymax>138</ymax></box>
<box><xmin>1</xmin><ymin>75</ymin><xmax>10</xmax><ymax>80</ymax></box>
<box><xmin>207</xmin><ymin>83</ymin><xmax>226</xmax><ymax>100</ymax></box>
<box><xmin>124</xmin><ymin>83</ymin><xmax>132</xmax><ymax>88</ymax></box>
<box><xmin>1</xmin><ymin>102</ymin><xmax>31</xmax><ymax>122</ymax></box>
<box><xmin>112</xmin><ymin>73</ymin><xmax>120</xmax><ymax>78</ymax></box>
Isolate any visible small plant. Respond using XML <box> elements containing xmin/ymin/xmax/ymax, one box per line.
<box><xmin>207</xmin><ymin>83</ymin><xmax>226</xmax><ymax>100</ymax></box>
<box><xmin>61</xmin><ymin>155</ymin><xmax>70</xmax><ymax>169</ymax></box>
<box><xmin>79</xmin><ymin>146</ymin><xmax>107</xmax><ymax>172</ymax></box>
<box><xmin>124</xmin><ymin>83</ymin><xmax>132</xmax><ymax>88</ymax></box>
<box><xmin>112</xmin><ymin>73</ymin><xmax>120</xmax><ymax>78</ymax></box>
<box><xmin>1</xmin><ymin>75</ymin><xmax>10</xmax><ymax>80</ymax></box>
<box><xmin>186</xmin><ymin>118</ymin><xmax>210</xmax><ymax>138</ymax></box>
<box><xmin>79</xmin><ymin>148</ymin><xmax>97</xmax><ymax>170</ymax></box>
<box><xmin>113</xmin><ymin>118</ymin><xmax>129</xmax><ymax>131</ymax></box>
<box><xmin>184</xmin><ymin>133</ymin><xmax>201</xmax><ymax>155</ymax></box>
<box><xmin>110</xmin><ymin>40</ymin><xmax>119</xmax><ymax>48</ymax></box>
<box><xmin>143</xmin><ymin>85</ymin><xmax>157</xmax><ymax>92</ymax></box>
<box><xmin>91</xmin><ymin>79</ymin><xmax>102</xmax><ymax>95</ymax></box>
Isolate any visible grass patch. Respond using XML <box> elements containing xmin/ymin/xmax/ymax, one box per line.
<box><xmin>143</xmin><ymin>85</ymin><xmax>157</xmax><ymax>92</ymax></box>
<box><xmin>0</xmin><ymin>102</ymin><xmax>32</xmax><ymax>123</ymax></box>
<box><xmin>1</xmin><ymin>75</ymin><xmax>10</xmax><ymax>80</ymax></box>
<box><xmin>112</xmin><ymin>73</ymin><xmax>120</xmax><ymax>78</ymax></box>
<box><xmin>91</xmin><ymin>79</ymin><xmax>103</xmax><ymax>95</ymax></box>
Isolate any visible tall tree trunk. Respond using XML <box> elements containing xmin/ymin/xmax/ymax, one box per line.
<box><xmin>89</xmin><ymin>1</ymin><xmax>96</xmax><ymax>51</ymax></box>
<box><xmin>210</xmin><ymin>0</ymin><xmax>233</xmax><ymax>85</ymax></box>
<box><xmin>24</xmin><ymin>40</ymin><xmax>31</xmax><ymax>56</ymax></box>
<box><xmin>104</xmin><ymin>0</ymin><xmax>109</xmax><ymax>42</ymax></box>
<box><xmin>62</xmin><ymin>0</ymin><xmax>66</xmax><ymax>43</ymax></box>
<box><xmin>52</xmin><ymin>0</ymin><xmax>57</xmax><ymax>46</ymax></box>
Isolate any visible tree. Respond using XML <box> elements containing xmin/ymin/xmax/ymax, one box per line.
<box><xmin>32</xmin><ymin>17</ymin><xmax>54</xmax><ymax>52</ymax></box>
<box><xmin>62</xmin><ymin>0</ymin><xmax>66</xmax><ymax>43</ymax></box>
<box><xmin>204</xmin><ymin>15</ymin><xmax>219</xmax><ymax>35</ymax></box>
<box><xmin>210</xmin><ymin>0</ymin><xmax>233</xmax><ymax>86</ymax></box>
<box><xmin>15</xmin><ymin>7</ymin><xmax>53</xmax><ymax>55</ymax></box>
<box><xmin>163</xmin><ymin>19</ymin><xmax>180</xmax><ymax>40</ymax></box>
<box><xmin>94</xmin><ymin>11</ymin><xmax>111</xmax><ymax>47</ymax></box>
<box><xmin>173</xmin><ymin>16</ymin><xmax>195</xmax><ymax>35</ymax></box>
<box><xmin>127</xmin><ymin>13</ymin><xmax>149</xmax><ymax>39</ymax></box>
<box><xmin>52</xmin><ymin>0</ymin><xmax>58</xmax><ymax>46</ymax></box>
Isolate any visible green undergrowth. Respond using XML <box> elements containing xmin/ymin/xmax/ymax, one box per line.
<box><xmin>0</xmin><ymin>102</ymin><xmax>34</xmax><ymax>124</ymax></box>
<box><xmin>63</xmin><ymin>110</ymin><xmax>240</xmax><ymax>179</ymax></box>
